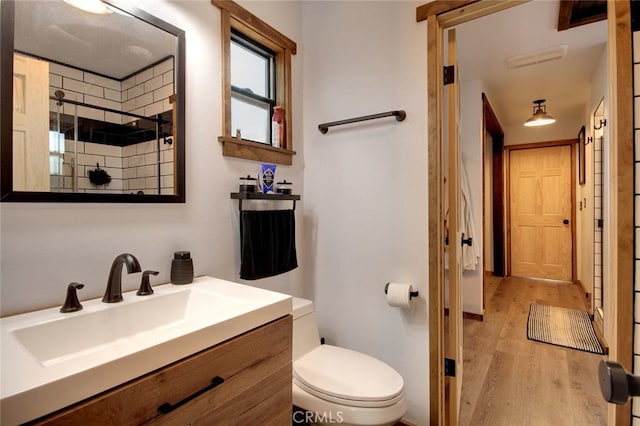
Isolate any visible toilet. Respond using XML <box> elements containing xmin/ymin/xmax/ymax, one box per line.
<box><xmin>292</xmin><ymin>297</ymin><xmax>407</xmax><ymax>426</ymax></box>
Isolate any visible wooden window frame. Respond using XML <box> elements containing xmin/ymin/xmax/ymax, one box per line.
<box><xmin>213</xmin><ymin>0</ymin><xmax>297</xmax><ymax>165</ymax></box>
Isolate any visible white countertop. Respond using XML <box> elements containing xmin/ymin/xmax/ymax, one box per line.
<box><xmin>0</xmin><ymin>276</ymin><xmax>291</xmax><ymax>425</ymax></box>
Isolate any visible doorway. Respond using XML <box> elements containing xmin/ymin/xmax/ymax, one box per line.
<box><xmin>507</xmin><ymin>143</ymin><xmax>574</xmax><ymax>282</ymax></box>
<box><xmin>418</xmin><ymin>1</ymin><xmax>634</xmax><ymax>424</ymax></box>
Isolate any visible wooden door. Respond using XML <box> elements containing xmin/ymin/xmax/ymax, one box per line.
<box><xmin>444</xmin><ymin>28</ymin><xmax>463</xmax><ymax>424</ymax></box>
<box><xmin>12</xmin><ymin>53</ymin><xmax>49</xmax><ymax>192</ymax></box>
<box><xmin>509</xmin><ymin>145</ymin><xmax>572</xmax><ymax>281</ymax></box>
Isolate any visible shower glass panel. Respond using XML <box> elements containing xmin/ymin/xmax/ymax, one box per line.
<box><xmin>47</xmin><ymin>100</ymin><xmax>173</xmax><ymax>195</ymax></box>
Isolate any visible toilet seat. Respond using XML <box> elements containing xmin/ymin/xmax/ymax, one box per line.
<box><xmin>293</xmin><ymin>345</ymin><xmax>404</xmax><ymax>408</ymax></box>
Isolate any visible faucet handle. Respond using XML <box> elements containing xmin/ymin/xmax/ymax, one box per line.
<box><xmin>137</xmin><ymin>270</ymin><xmax>159</xmax><ymax>296</ymax></box>
<box><xmin>60</xmin><ymin>282</ymin><xmax>85</xmax><ymax>313</ymax></box>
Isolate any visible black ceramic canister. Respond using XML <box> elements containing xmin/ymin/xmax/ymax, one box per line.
<box><xmin>171</xmin><ymin>251</ymin><xmax>194</xmax><ymax>284</ymax></box>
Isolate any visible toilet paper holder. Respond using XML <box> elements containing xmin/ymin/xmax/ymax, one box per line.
<box><xmin>384</xmin><ymin>283</ymin><xmax>419</xmax><ymax>300</ymax></box>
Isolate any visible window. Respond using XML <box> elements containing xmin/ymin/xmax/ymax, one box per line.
<box><xmin>213</xmin><ymin>0</ymin><xmax>297</xmax><ymax>165</ymax></box>
<box><xmin>230</xmin><ymin>31</ymin><xmax>275</xmax><ymax>145</ymax></box>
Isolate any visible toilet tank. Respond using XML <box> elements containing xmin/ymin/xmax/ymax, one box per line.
<box><xmin>292</xmin><ymin>297</ymin><xmax>321</xmax><ymax>361</ymax></box>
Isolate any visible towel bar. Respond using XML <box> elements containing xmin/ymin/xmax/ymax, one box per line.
<box><xmin>318</xmin><ymin>110</ymin><xmax>406</xmax><ymax>134</ymax></box>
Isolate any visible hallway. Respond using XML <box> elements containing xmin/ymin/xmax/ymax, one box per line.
<box><xmin>459</xmin><ymin>276</ymin><xmax>608</xmax><ymax>425</ymax></box>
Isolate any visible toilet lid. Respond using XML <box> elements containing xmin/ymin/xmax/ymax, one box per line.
<box><xmin>293</xmin><ymin>345</ymin><xmax>404</xmax><ymax>404</ymax></box>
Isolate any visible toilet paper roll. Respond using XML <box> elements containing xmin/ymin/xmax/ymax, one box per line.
<box><xmin>386</xmin><ymin>282</ymin><xmax>414</xmax><ymax>308</ymax></box>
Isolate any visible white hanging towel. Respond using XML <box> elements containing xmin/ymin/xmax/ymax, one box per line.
<box><xmin>460</xmin><ymin>160</ymin><xmax>480</xmax><ymax>270</ymax></box>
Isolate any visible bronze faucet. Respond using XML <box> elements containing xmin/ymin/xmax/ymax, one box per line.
<box><xmin>103</xmin><ymin>253</ymin><xmax>141</xmax><ymax>303</ymax></box>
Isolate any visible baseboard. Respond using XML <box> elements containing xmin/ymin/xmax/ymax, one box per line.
<box><xmin>575</xmin><ymin>279</ymin><xmax>593</xmax><ymax>315</ymax></box>
<box><xmin>444</xmin><ymin>308</ymin><xmax>484</xmax><ymax>322</ymax></box>
<box><xmin>396</xmin><ymin>420</ymin><xmax>418</xmax><ymax>426</ymax></box>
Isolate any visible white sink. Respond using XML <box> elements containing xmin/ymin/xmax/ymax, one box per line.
<box><xmin>1</xmin><ymin>276</ymin><xmax>291</xmax><ymax>425</ymax></box>
<box><xmin>12</xmin><ymin>287</ymin><xmax>242</xmax><ymax>366</ymax></box>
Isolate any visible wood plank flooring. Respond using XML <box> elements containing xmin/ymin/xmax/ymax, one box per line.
<box><xmin>458</xmin><ymin>275</ymin><xmax>608</xmax><ymax>425</ymax></box>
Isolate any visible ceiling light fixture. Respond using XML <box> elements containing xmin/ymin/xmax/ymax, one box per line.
<box><xmin>63</xmin><ymin>0</ymin><xmax>112</xmax><ymax>15</ymax></box>
<box><xmin>524</xmin><ymin>99</ymin><xmax>556</xmax><ymax>127</ymax></box>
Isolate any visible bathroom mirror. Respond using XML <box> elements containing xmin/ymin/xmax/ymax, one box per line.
<box><xmin>1</xmin><ymin>0</ymin><xmax>185</xmax><ymax>202</ymax></box>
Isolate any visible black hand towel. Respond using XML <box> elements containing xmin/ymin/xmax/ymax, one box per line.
<box><xmin>240</xmin><ymin>209</ymin><xmax>298</xmax><ymax>280</ymax></box>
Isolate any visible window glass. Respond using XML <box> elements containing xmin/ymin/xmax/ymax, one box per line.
<box><xmin>230</xmin><ymin>41</ymin><xmax>269</xmax><ymax>98</ymax></box>
<box><xmin>231</xmin><ymin>94</ymin><xmax>269</xmax><ymax>143</ymax></box>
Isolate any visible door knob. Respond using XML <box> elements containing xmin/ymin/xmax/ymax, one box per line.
<box><xmin>563</xmin><ymin>219</ymin><xmax>570</xmax><ymax>225</ymax></box>
<box><xmin>599</xmin><ymin>360</ymin><xmax>640</xmax><ymax>404</ymax></box>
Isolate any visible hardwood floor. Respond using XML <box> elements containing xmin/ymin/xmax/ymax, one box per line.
<box><xmin>458</xmin><ymin>275</ymin><xmax>608</xmax><ymax>425</ymax></box>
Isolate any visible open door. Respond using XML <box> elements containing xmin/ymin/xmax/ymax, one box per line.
<box><xmin>419</xmin><ymin>0</ymin><xmax>633</xmax><ymax>424</ymax></box>
<box><xmin>443</xmin><ymin>28</ymin><xmax>463</xmax><ymax>424</ymax></box>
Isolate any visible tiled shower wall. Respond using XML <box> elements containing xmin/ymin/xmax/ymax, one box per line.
<box><xmin>48</xmin><ymin>59</ymin><xmax>174</xmax><ymax>194</ymax></box>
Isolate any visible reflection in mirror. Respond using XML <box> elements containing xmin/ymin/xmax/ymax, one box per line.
<box><xmin>1</xmin><ymin>0</ymin><xmax>185</xmax><ymax>202</ymax></box>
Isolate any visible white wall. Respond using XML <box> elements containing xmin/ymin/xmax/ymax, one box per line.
<box><xmin>0</xmin><ymin>0</ymin><xmax>306</xmax><ymax>316</ymax></box>
<box><xmin>577</xmin><ymin>43</ymin><xmax>608</xmax><ymax>306</ymax></box>
<box><xmin>301</xmin><ymin>2</ymin><xmax>429</xmax><ymax>423</ymax></box>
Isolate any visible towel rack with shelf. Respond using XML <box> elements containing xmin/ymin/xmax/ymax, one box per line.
<box><xmin>230</xmin><ymin>192</ymin><xmax>301</xmax><ymax>211</ymax></box>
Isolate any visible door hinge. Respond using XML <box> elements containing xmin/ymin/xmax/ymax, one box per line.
<box><xmin>444</xmin><ymin>66</ymin><xmax>455</xmax><ymax>85</ymax></box>
<box><xmin>597</xmin><ymin>219</ymin><xmax>603</xmax><ymax>228</ymax></box>
<box><xmin>445</xmin><ymin>358</ymin><xmax>456</xmax><ymax>377</ymax></box>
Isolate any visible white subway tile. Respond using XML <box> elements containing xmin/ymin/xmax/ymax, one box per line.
<box><xmin>122</xmin><ymin>76</ymin><xmax>136</xmax><ymax>91</ymax></box>
<box><xmin>154</xmin><ymin>58</ymin><xmax>174</xmax><ymax>77</ymax></box>
<box><xmin>127</xmin><ymin>84</ymin><xmax>144</xmax><ymax>100</ymax></box>
<box><xmin>636</xmin><ymin>130</ymin><xmax>640</xmax><ymax>160</ymax></box>
<box><xmin>49</xmin><ymin>73</ymin><xmax>62</xmax><ymax>88</ymax></box>
<box><xmin>635</xmin><ymin>64</ymin><xmax>640</xmax><ymax>96</ymax></box>
<box><xmin>64</xmin><ymin>78</ymin><xmax>104</xmax><ymax>98</ymax></box>
<box><xmin>636</xmin><ymin>96</ymin><xmax>640</xmax><ymax>128</ymax></box>
<box><xmin>103</xmin><ymin>167</ymin><xmax>122</xmax><ymax>180</ymax></box>
<box><xmin>78</xmin><ymin>153</ymin><xmax>105</xmax><ymax>167</ymax></box>
<box><xmin>160</xmin><ymin>162</ymin><xmax>174</xmax><ymax>176</ymax></box>
<box><xmin>105</xmin><ymin>112</ymin><xmax>123</xmax><ymax>125</ymax></box>
<box><xmin>145</xmin><ymin>101</ymin><xmax>164</xmax><ymax>117</ymax></box>
<box><xmin>144</xmin><ymin>152</ymin><xmax>158</xmax><ymax>165</ymax></box>
<box><xmin>154</xmin><ymin>84</ymin><xmax>174</xmax><ymax>103</ymax></box>
<box><xmin>49</xmin><ymin>63</ymin><xmax>83</xmax><ymax>80</ymax></box>
<box><xmin>104</xmin><ymin>88</ymin><xmax>122</xmax><ymax>102</ymax></box>
<box><xmin>84</xmin><ymin>142</ymin><xmax>121</xmax><ymax>157</ymax></box>
<box><xmin>135</xmin><ymin>92</ymin><xmax>154</xmax><ymax>109</ymax></box>
<box><xmin>136</xmin><ymin>165</ymin><xmax>157</xmax><ymax>178</ymax></box>
<box><xmin>144</xmin><ymin>75</ymin><xmax>163</xmax><ymax>93</ymax></box>
<box><xmin>84</xmin><ymin>73</ymin><xmax>121</xmax><ymax>91</ymax></box>
<box><xmin>135</xmin><ymin>68</ymin><xmax>154</xmax><ymax>85</ymax></box>
<box><xmin>77</xmin><ymin>105</ymin><xmax>105</xmax><ymax>121</ymax></box>
<box><xmin>137</xmin><ymin>140</ymin><xmax>157</xmax><ymax>155</ymax></box>
<box><xmin>104</xmin><ymin>155</ymin><xmax>122</xmax><ymax>169</ymax></box>
<box><xmin>123</xmin><ymin>167</ymin><xmax>137</xmax><ymax>179</ymax></box>
<box><xmin>129</xmin><ymin>177</ymin><xmax>146</xmax><ymax>190</ymax></box>
<box><xmin>85</xmin><ymin>95</ymin><xmax>120</xmax><ymax>111</ymax></box>
<box><xmin>121</xmin><ymin>99</ymin><xmax>136</xmax><ymax>113</ymax></box>
<box><xmin>162</xmin><ymin>70</ymin><xmax>174</xmax><ymax>86</ymax></box>
<box><xmin>145</xmin><ymin>176</ymin><xmax>158</xmax><ymax>189</ymax></box>
<box><xmin>635</xmin><ymin>31</ymin><xmax>640</xmax><ymax>63</ymax></box>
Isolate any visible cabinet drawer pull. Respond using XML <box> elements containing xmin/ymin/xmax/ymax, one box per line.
<box><xmin>158</xmin><ymin>376</ymin><xmax>225</xmax><ymax>414</ymax></box>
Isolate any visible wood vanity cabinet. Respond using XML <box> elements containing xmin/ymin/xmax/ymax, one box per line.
<box><xmin>31</xmin><ymin>315</ymin><xmax>292</xmax><ymax>425</ymax></box>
